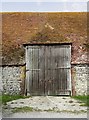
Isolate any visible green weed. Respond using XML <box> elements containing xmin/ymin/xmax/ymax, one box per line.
<box><xmin>72</xmin><ymin>95</ymin><xmax>89</xmax><ymax>106</ymax></box>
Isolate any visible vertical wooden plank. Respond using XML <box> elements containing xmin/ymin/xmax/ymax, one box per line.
<box><xmin>45</xmin><ymin>46</ymin><xmax>48</xmax><ymax>95</ymax></box>
<box><xmin>38</xmin><ymin>48</ymin><xmax>40</xmax><ymax>94</ymax></box>
<box><xmin>32</xmin><ymin>47</ymin><xmax>39</xmax><ymax>95</ymax></box>
<box><xmin>26</xmin><ymin>46</ymin><xmax>33</xmax><ymax>95</ymax></box>
<box><xmin>51</xmin><ymin>46</ymin><xmax>58</xmax><ymax>95</ymax></box>
<box><xmin>26</xmin><ymin>46</ymin><xmax>30</xmax><ymax>95</ymax></box>
<box><xmin>62</xmin><ymin>46</ymin><xmax>67</xmax><ymax>93</ymax></box>
<box><xmin>59</xmin><ymin>47</ymin><xmax>63</xmax><ymax>92</ymax></box>
<box><xmin>52</xmin><ymin>48</ymin><xmax>55</xmax><ymax>94</ymax></box>
<box><xmin>51</xmin><ymin>46</ymin><xmax>55</xmax><ymax>95</ymax></box>
<box><xmin>28</xmin><ymin>47</ymin><xmax>33</xmax><ymax>95</ymax></box>
<box><xmin>48</xmin><ymin>46</ymin><xmax>53</xmax><ymax>95</ymax></box>
<box><xmin>55</xmin><ymin>46</ymin><xmax>59</xmax><ymax>94</ymax></box>
<box><xmin>65</xmin><ymin>45</ymin><xmax>71</xmax><ymax>68</ymax></box>
<box><xmin>50</xmin><ymin>46</ymin><xmax>55</xmax><ymax>95</ymax></box>
<box><xmin>63</xmin><ymin>45</ymin><xmax>71</xmax><ymax>94</ymax></box>
<box><xmin>67</xmin><ymin>45</ymin><xmax>71</xmax><ymax>94</ymax></box>
<box><xmin>45</xmin><ymin>46</ymin><xmax>52</xmax><ymax>95</ymax></box>
<box><xmin>50</xmin><ymin>46</ymin><xmax>53</xmax><ymax>95</ymax></box>
<box><xmin>58</xmin><ymin>46</ymin><xmax>61</xmax><ymax>92</ymax></box>
<box><xmin>64</xmin><ymin>46</ymin><xmax>68</xmax><ymax>93</ymax></box>
<box><xmin>63</xmin><ymin>45</ymin><xmax>68</xmax><ymax>94</ymax></box>
<box><xmin>39</xmin><ymin>46</ymin><xmax>45</xmax><ymax>95</ymax></box>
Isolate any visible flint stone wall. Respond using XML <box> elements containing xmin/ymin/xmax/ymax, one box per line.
<box><xmin>2</xmin><ymin>65</ymin><xmax>25</xmax><ymax>95</ymax></box>
<box><xmin>72</xmin><ymin>64</ymin><xmax>89</xmax><ymax>95</ymax></box>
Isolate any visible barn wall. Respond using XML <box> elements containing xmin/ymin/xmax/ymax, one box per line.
<box><xmin>1</xmin><ymin>65</ymin><xmax>26</xmax><ymax>95</ymax></box>
<box><xmin>72</xmin><ymin>64</ymin><xmax>89</xmax><ymax>96</ymax></box>
<box><xmin>1</xmin><ymin>64</ymin><xmax>88</xmax><ymax>96</ymax></box>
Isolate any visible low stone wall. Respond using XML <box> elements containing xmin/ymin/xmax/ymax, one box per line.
<box><xmin>1</xmin><ymin>65</ymin><xmax>26</xmax><ymax>95</ymax></box>
<box><xmin>72</xmin><ymin>64</ymin><xmax>89</xmax><ymax>96</ymax></box>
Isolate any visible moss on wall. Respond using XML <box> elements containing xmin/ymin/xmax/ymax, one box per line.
<box><xmin>20</xmin><ymin>65</ymin><xmax>26</xmax><ymax>95</ymax></box>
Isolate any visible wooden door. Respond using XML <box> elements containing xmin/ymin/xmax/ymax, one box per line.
<box><xmin>26</xmin><ymin>45</ymin><xmax>71</xmax><ymax>96</ymax></box>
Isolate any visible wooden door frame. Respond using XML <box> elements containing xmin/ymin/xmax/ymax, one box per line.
<box><xmin>24</xmin><ymin>43</ymin><xmax>72</xmax><ymax>96</ymax></box>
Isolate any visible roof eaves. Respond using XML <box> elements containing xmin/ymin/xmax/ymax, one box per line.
<box><xmin>23</xmin><ymin>42</ymin><xmax>72</xmax><ymax>47</ymax></box>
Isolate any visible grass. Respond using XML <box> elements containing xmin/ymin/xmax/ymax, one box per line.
<box><xmin>72</xmin><ymin>95</ymin><xmax>89</xmax><ymax>106</ymax></box>
<box><xmin>0</xmin><ymin>95</ymin><xmax>2</xmax><ymax>105</ymax></box>
<box><xmin>12</xmin><ymin>107</ymin><xmax>34</xmax><ymax>113</ymax></box>
<box><xmin>12</xmin><ymin>106</ymin><xmax>43</xmax><ymax>113</ymax></box>
<box><xmin>2</xmin><ymin>94</ymin><xmax>30</xmax><ymax>105</ymax></box>
<box><xmin>0</xmin><ymin>96</ymin><xmax>2</xmax><ymax>101</ymax></box>
<box><xmin>12</xmin><ymin>107</ymin><xmax>87</xmax><ymax>113</ymax></box>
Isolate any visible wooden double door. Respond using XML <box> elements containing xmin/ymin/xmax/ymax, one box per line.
<box><xmin>26</xmin><ymin>44</ymin><xmax>71</xmax><ymax>96</ymax></box>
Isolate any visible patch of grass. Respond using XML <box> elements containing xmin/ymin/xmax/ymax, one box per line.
<box><xmin>0</xmin><ymin>96</ymin><xmax>2</xmax><ymax>101</ymax></box>
<box><xmin>2</xmin><ymin>94</ymin><xmax>30</xmax><ymax>105</ymax></box>
<box><xmin>0</xmin><ymin>95</ymin><xmax>2</xmax><ymax>105</ymax></box>
<box><xmin>13</xmin><ymin>107</ymin><xmax>57</xmax><ymax>113</ymax></box>
<box><xmin>12</xmin><ymin>107</ymin><xmax>43</xmax><ymax>113</ymax></box>
<box><xmin>12</xmin><ymin>107</ymin><xmax>33</xmax><ymax>113</ymax></box>
<box><xmin>72</xmin><ymin>95</ymin><xmax>89</xmax><ymax>106</ymax></box>
<box><xmin>59</xmin><ymin>110</ymin><xmax>87</xmax><ymax>113</ymax></box>
<box><xmin>45</xmin><ymin>109</ymin><xmax>87</xmax><ymax>113</ymax></box>
<box><xmin>79</xmin><ymin>104</ymin><xmax>86</xmax><ymax>106</ymax></box>
<box><xmin>11</xmin><ymin>106</ymin><xmax>87</xmax><ymax>113</ymax></box>
<box><xmin>44</xmin><ymin>108</ymin><xmax>54</xmax><ymax>112</ymax></box>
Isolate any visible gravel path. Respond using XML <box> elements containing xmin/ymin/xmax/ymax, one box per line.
<box><xmin>6</xmin><ymin>96</ymin><xmax>87</xmax><ymax>112</ymax></box>
<box><xmin>2</xmin><ymin>96</ymin><xmax>88</xmax><ymax>118</ymax></box>
<box><xmin>3</xmin><ymin>111</ymin><xmax>87</xmax><ymax>118</ymax></box>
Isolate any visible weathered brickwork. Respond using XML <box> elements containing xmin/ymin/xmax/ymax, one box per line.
<box><xmin>72</xmin><ymin>65</ymin><xmax>89</xmax><ymax>95</ymax></box>
<box><xmin>2</xmin><ymin>66</ymin><xmax>25</xmax><ymax>95</ymax></box>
